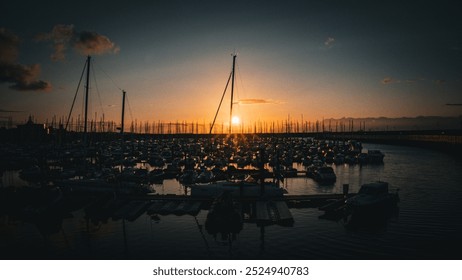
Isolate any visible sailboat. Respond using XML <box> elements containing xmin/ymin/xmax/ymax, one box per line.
<box><xmin>65</xmin><ymin>56</ymin><xmax>127</xmax><ymax>137</ymax></box>
<box><xmin>209</xmin><ymin>54</ymin><xmax>237</xmax><ymax>134</ymax></box>
<box><xmin>58</xmin><ymin>56</ymin><xmax>149</xmax><ymax>194</ymax></box>
<box><xmin>189</xmin><ymin>55</ymin><xmax>286</xmax><ymax>198</ymax></box>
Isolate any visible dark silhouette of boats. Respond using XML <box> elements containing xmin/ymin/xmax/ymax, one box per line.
<box><xmin>317</xmin><ymin>181</ymin><xmax>399</xmax><ymax>224</ymax></box>
<box><xmin>205</xmin><ymin>191</ymin><xmax>243</xmax><ymax>241</ymax></box>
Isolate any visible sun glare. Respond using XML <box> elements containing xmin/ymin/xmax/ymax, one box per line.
<box><xmin>231</xmin><ymin>116</ymin><xmax>240</xmax><ymax>125</ymax></box>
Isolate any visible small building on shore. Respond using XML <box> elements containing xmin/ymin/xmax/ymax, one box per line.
<box><xmin>16</xmin><ymin>116</ymin><xmax>47</xmax><ymax>142</ymax></box>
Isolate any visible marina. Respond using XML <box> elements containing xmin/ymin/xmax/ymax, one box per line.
<box><xmin>1</xmin><ymin>17</ymin><xmax>461</xmax><ymax>262</ymax></box>
<box><xmin>2</xmin><ymin>3</ymin><xmax>462</xmax><ymax>280</ymax></box>
<box><xmin>1</xmin><ymin>137</ymin><xmax>462</xmax><ymax>259</ymax></box>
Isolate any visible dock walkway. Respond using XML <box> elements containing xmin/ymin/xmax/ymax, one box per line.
<box><xmin>130</xmin><ymin>193</ymin><xmax>354</xmax><ymax>205</ymax></box>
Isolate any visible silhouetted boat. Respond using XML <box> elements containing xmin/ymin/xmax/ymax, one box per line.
<box><xmin>345</xmin><ymin>181</ymin><xmax>399</xmax><ymax>214</ymax></box>
<box><xmin>205</xmin><ymin>191</ymin><xmax>242</xmax><ymax>240</ymax></box>
<box><xmin>367</xmin><ymin>150</ymin><xmax>385</xmax><ymax>163</ymax></box>
<box><xmin>18</xmin><ymin>166</ymin><xmax>43</xmax><ymax>182</ymax></box>
<box><xmin>313</xmin><ymin>166</ymin><xmax>336</xmax><ymax>184</ymax></box>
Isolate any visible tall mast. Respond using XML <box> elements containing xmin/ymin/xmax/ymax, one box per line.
<box><xmin>84</xmin><ymin>55</ymin><xmax>91</xmax><ymax>142</ymax></box>
<box><xmin>121</xmin><ymin>90</ymin><xmax>126</xmax><ymax>135</ymax></box>
<box><xmin>229</xmin><ymin>54</ymin><xmax>237</xmax><ymax>134</ymax></box>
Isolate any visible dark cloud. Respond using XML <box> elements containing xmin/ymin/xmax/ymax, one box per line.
<box><xmin>434</xmin><ymin>79</ymin><xmax>446</xmax><ymax>85</ymax></box>
<box><xmin>36</xmin><ymin>24</ymin><xmax>74</xmax><ymax>61</ymax></box>
<box><xmin>0</xmin><ymin>28</ymin><xmax>19</xmax><ymax>63</ymax></box>
<box><xmin>37</xmin><ymin>24</ymin><xmax>120</xmax><ymax>61</ymax></box>
<box><xmin>75</xmin><ymin>31</ymin><xmax>120</xmax><ymax>56</ymax></box>
<box><xmin>0</xmin><ymin>28</ymin><xmax>52</xmax><ymax>92</ymax></box>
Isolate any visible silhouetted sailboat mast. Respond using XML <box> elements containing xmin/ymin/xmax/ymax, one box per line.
<box><xmin>120</xmin><ymin>90</ymin><xmax>126</xmax><ymax>135</ymax></box>
<box><xmin>229</xmin><ymin>54</ymin><xmax>237</xmax><ymax>134</ymax></box>
<box><xmin>210</xmin><ymin>54</ymin><xmax>237</xmax><ymax>134</ymax></box>
<box><xmin>65</xmin><ymin>55</ymin><xmax>127</xmax><ymax>139</ymax></box>
<box><xmin>64</xmin><ymin>55</ymin><xmax>92</xmax><ymax>143</ymax></box>
<box><xmin>83</xmin><ymin>56</ymin><xmax>91</xmax><ymax>138</ymax></box>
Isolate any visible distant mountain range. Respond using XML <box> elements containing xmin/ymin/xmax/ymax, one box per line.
<box><xmin>321</xmin><ymin>116</ymin><xmax>462</xmax><ymax>131</ymax></box>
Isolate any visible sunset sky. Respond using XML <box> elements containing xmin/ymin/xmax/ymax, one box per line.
<box><xmin>1</xmin><ymin>0</ymin><xmax>461</xmax><ymax>127</ymax></box>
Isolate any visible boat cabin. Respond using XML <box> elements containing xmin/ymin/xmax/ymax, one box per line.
<box><xmin>358</xmin><ymin>181</ymin><xmax>389</xmax><ymax>195</ymax></box>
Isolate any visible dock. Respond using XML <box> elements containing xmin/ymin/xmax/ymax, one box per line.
<box><xmin>111</xmin><ymin>193</ymin><xmax>356</xmax><ymax>223</ymax></box>
<box><xmin>130</xmin><ymin>193</ymin><xmax>355</xmax><ymax>205</ymax></box>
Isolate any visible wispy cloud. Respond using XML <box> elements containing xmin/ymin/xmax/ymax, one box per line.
<box><xmin>0</xmin><ymin>28</ymin><xmax>52</xmax><ymax>92</ymax></box>
<box><xmin>381</xmin><ymin>77</ymin><xmax>394</xmax><ymax>84</ymax></box>
<box><xmin>324</xmin><ymin>37</ymin><xmax>335</xmax><ymax>48</ymax></box>
<box><xmin>382</xmin><ymin>76</ymin><xmax>448</xmax><ymax>86</ymax></box>
<box><xmin>36</xmin><ymin>24</ymin><xmax>120</xmax><ymax>61</ymax></box>
<box><xmin>237</xmin><ymin>98</ymin><xmax>282</xmax><ymax>105</ymax></box>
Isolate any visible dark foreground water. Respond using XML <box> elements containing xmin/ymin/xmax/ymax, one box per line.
<box><xmin>1</xmin><ymin>143</ymin><xmax>462</xmax><ymax>260</ymax></box>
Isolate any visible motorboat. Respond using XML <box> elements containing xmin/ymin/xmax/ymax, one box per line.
<box><xmin>367</xmin><ymin>150</ymin><xmax>385</xmax><ymax>163</ymax></box>
<box><xmin>346</xmin><ymin>181</ymin><xmax>399</xmax><ymax>213</ymax></box>
<box><xmin>313</xmin><ymin>166</ymin><xmax>337</xmax><ymax>184</ymax></box>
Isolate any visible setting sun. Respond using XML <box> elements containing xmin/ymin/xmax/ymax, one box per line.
<box><xmin>231</xmin><ymin>116</ymin><xmax>240</xmax><ymax>125</ymax></box>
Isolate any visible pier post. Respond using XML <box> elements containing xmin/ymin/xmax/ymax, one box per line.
<box><xmin>259</xmin><ymin>146</ymin><xmax>265</xmax><ymax>196</ymax></box>
<box><xmin>239</xmin><ymin>180</ymin><xmax>243</xmax><ymax>197</ymax></box>
<box><xmin>343</xmin><ymin>184</ymin><xmax>349</xmax><ymax>198</ymax></box>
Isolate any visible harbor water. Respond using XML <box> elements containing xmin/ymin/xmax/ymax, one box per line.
<box><xmin>1</xmin><ymin>143</ymin><xmax>462</xmax><ymax>259</ymax></box>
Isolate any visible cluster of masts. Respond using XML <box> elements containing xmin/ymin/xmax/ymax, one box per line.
<box><xmin>63</xmin><ymin>55</ymin><xmax>369</xmax><ymax>136</ymax></box>
<box><xmin>65</xmin><ymin>56</ymin><xmax>127</xmax><ymax>142</ymax></box>
<box><xmin>8</xmin><ymin>55</ymin><xmax>375</xmax><ymax>135</ymax></box>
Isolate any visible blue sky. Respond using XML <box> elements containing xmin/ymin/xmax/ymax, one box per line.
<box><xmin>1</xmin><ymin>0</ymin><xmax>461</xmax><ymax>126</ymax></box>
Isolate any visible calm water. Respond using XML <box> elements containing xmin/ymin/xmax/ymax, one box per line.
<box><xmin>1</xmin><ymin>143</ymin><xmax>462</xmax><ymax>260</ymax></box>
